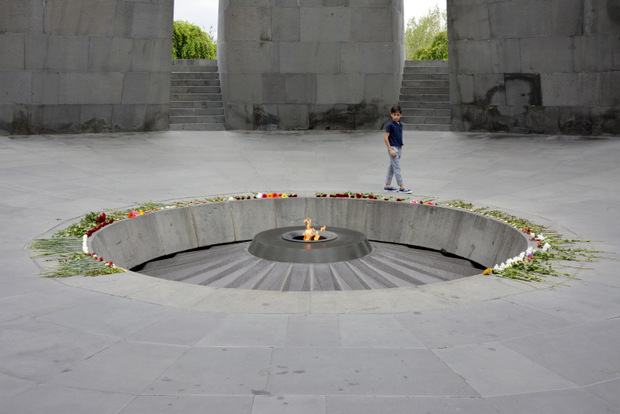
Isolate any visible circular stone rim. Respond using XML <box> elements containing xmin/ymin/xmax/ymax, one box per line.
<box><xmin>249</xmin><ymin>226</ymin><xmax>372</xmax><ymax>264</ymax></box>
<box><xmin>281</xmin><ymin>229</ymin><xmax>339</xmax><ymax>243</ymax></box>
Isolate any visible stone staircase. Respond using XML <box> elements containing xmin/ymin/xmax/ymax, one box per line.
<box><xmin>169</xmin><ymin>60</ymin><xmax>225</xmax><ymax>131</ymax></box>
<box><xmin>399</xmin><ymin>60</ymin><xmax>451</xmax><ymax>131</ymax></box>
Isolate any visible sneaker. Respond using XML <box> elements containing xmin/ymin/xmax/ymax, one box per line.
<box><xmin>399</xmin><ymin>187</ymin><xmax>412</xmax><ymax>194</ymax></box>
<box><xmin>384</xmin><ymin>186</ymin><xmax>398</xmax><ymax>191</ymax></box>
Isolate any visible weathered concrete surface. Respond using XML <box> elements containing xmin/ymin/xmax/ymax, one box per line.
<box><xmin>448</xmin><ymin>0</ymin><xmax>620</xmax><ymax>135</ymax></box>
<box><xmin>0</xmin><ymin>0</ymin><xmax>173</xmax><ymax>135</ymax></box>
<box><xmin>218</xmin><ymin>0</ymin><xmax>405</xmax><ymax>130</ymax></box>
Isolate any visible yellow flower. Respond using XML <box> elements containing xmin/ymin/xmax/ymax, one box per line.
<box><xmin>483</xmin><ymin>268</ymin><xmax>493</xmax><ymax>275</ymax></box>
<box><xmin>282</xmin><ymin>194</ymin><xmax>288</xmax><ymax>198</ymax></box>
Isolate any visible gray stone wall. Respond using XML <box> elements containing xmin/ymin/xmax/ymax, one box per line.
<box><xmin>218</xmin><ymin>0</ymin><xmax>405</xmax><ymax>131</ymax></box>
<box><xmin>448</xmin><ymin>0</ymin><xmax>620</xmax><ymax>135</ymax></box>
<box><xmin>0</xmin><ymin>0</ymin><xmax>173</xmax><ymax>135</ymax></box>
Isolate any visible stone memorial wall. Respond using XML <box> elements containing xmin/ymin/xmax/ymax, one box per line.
<box><xmin>217</xmin><ymin>0</ymin><xmax>405</xmax><ymax>130</ymax></box>
<box><xmin>0</xmin><ymin>0</ymin><xmax>173</xmax><ymax>134</ymax></box>
<box><xmin>448</xmin><ymin>0</ymin><xmax>620</xmax><ymax>135</ymax></box>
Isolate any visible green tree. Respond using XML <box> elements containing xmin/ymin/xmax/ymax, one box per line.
<box><xmin>405</xmin><ymin>6</ymin><xmax>447</xmax><ymax>60</ymax></box>
<box><xmin>172</xmin><ymin>20</ymin><xmax>217</xmax><ymax>59</ymax></box>
<box><xmin>412</xmin><ymin>31</ymin><xmax>448</xmax><ymax>60</ymax></box>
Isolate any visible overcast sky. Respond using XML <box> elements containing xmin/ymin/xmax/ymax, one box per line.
<box><xmin>173</xmin><ymin>0</ymin><xmax>447</xmax><ymax>37</ymax></box>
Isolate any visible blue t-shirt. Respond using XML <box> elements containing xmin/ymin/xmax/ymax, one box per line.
<box><xmin>386</xmin><ymin>120</ymin><xmax>403</xmax><ymax>147</ymax></box>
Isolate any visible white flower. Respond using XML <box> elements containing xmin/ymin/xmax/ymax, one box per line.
<box><xmin>256</xmin><ymin>193</ymin><xmax>265</xmax><ymax>199</ymax></box>
<box><xmin>228</xmin><ymin>196</ymin><xmax>235</xmax><ymax>201</ymax></box>
<box><xmin>82</xmin><ymin>234</ymin><xmax>89</xmax><ymax>254</ymax></box>
<box><xmin>542</xmin><ymin>243</ymin><xmax>551</xmax><ymax>252</ymax></box>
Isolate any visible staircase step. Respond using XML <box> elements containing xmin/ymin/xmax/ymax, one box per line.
<box><xmin>401</xmin><ymin>79</ymin><xmax>449</xmax><ymax>88</ymax></box>
<box><xmin>404</xmin><ymin>60</ymin><xmax>448</xmax><ymax>67</ymax></box>
<box><xmin>399</xmin><ymin>93</ymin><xmax>450</xmax><ymax>102</ymax></box>
<box><xmin>170</xmin><ymin>108</ymin><xmax>224</xmax><ymax>116</ymax></box>
<box><xmin>400</xmin><ymin>87</ymin><xmax>449</xmax><ymax>95</ymax></box>
<box><xmin>402</xmin><ymin>108</ymin><xmax>450</xmax><ymax>117</ymax></box>
<box><xmin>171</xmin><ymin>93</ymin><xmax>223</xmax><ymax>102</ymax></box>
<box><xmin>170</xmin><ymin>100</ymin><xmax>224</xmax><ymax>109</ymax></box>
<box><xmin>171</xmin><ymin>86</ymin><xmax>221</xmax><ymax>94</ymax></box>
<box><xmin>171</xmin><ymin>72</ymin><xmax>220</xmax><ymax>80</ymax></box>
<box><xmin>402</xmin><ymin>73</ymin><xmax>449</xmax><ymax>81</ymax></box>
<box><xmin>402</xmin><ymin>116</ymin><xmax>450</xmax><ymax>125</ymax></box>
<box><xmin>169</xmin><ymin>123</ymin><xmax>226</xmax><ymax>131</ymax></box>
<box><xmin>403</xmin><ymin>62</ymin><xmax>449</xmax><ymax>74</ymax></box>
<box><xmin>171</xmin><ymin>79</ymin><xmax>221</xmax><ymax>87</ymax></box>
<box><xmin>170</xmin><ymin>65</ymin><xmax>218</xmax><ymax>73</ymax></box>
<box><xmin>170</xmin><ymin>115</ymin><xmax>226</xmax><ymax>124</ymax></box>
<box><xmin>399</xmin><ymin>101</ymin><xmax>450</xmax><ymax>110</ymax></box>
<box><xmin>406</xmin><ymin>123</ymin><xmax>452</xmax><ymax>131</ymax></box>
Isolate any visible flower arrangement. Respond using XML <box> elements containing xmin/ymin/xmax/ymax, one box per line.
<box><xmin>444</xmin><ymin>199</ymin><xmax>606</xmax><ymax>283</ymax></box>
<box><xmin>255</xmin><ymin>192</ymin><xmax>297</xmax><ymax>199</ymax></box>
<box><xmin>314</xmin><ymin>191</ymin><xmax>422</xmax><ymax>203</ymax></box>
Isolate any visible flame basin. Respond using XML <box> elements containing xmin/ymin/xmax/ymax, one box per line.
<box><xmin>248</xmin><ymin>226</ymin><xmax>371</xmax><ymax>263</ymax></box>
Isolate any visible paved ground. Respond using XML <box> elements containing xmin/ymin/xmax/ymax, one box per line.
<box><xmin>0</xmin><ymin>130</ymin><xmax>619</xmax><ymax>413</ymax></box>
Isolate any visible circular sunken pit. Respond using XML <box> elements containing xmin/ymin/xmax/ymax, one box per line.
<box><xmin>249</xmin><ymin>226</ymin><xmax>371</xmax><ymax>264</ymax></box>
<box><xmin>87</xmin><ymin>196</ymin><xmax>530</xmax><ymax>293</ymax></box>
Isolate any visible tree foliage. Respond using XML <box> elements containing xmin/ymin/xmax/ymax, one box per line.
<box><xmin>412</xmin><ymin>31</ymin><xmax>448</xmax><ymax>60</ymax></box>
<box><xmin>405</xmin><ymin>6</ymin><xmax>448</xmax><ymax>60</ymax></box>
<box><xmin>172</xmin><ymin>20</ymin><xmax>217</xmax><ymax>59</ymax></box>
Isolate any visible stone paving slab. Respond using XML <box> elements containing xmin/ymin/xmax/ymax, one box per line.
<box><xmin>267</xmin><ymin>347</ymin><xmax>478</xmax><ymax>397</ymax></box>
<box><xmin>1</xmin><ymin>130</ymin><xmax>619</xmax><ymax>413</ymax></box>
<box><xmin>148</xmin><ymin>347</ymin><xmax>273</xmax><ymax>396</ymax></box>
<box><xmin>488</xmin><ymin>388</ymin><xmax>617</xmax><ymax>414</ymax></box>
<box><xmin>0</xmin><ymin>385</ymin><xmax>134</xmax><ymax>414</ymax></box>
<box><xmin>394</xmin><ymin>298</ymin><xmax>574</xmax><ymax>349</ymax></box>
<box><xmin>48</xmin><ymin>341</ymin><xmax>189</xmax><ymax>395</ymax></box>
<box><xmin>120</xmin><ymin>395</ymin><xmax>254</xmax><ymax>414</ymax></box>
<box><xmin>434</xmin><ymin>342</ymin><xmax>578</xmax><ymax>397</ymax></box>
<box><xmin>326</xmin><ymin>396</ymin><xmax>501</xmax><ymax>414</ymax></box>
<box><xmin>503</xmin><ymin>318</ymin><xmax>620</xmax><ymax>387</ymax></box>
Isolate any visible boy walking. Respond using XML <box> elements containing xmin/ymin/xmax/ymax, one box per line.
<box><xmin>383</xmin><ymin>105</ymin><xmax>412</xmax><ymax>194</ymax></box>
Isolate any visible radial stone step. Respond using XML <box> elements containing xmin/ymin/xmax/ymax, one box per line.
<box><xmin>135</xmin><ymin>241</ymin><xmax>483</xmax><ymax>292</ymax></box>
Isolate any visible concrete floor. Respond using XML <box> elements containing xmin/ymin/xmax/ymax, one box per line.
<box><xmin>1</xmin><ymin>130</ymin><xmax>619</xmax><ymax>413</ymax></box>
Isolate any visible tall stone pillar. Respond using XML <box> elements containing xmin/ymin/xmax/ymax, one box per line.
<box><xmin>448</xmin><ymin>0</ymin><xmax>620</xmax><ymax>135</ymax></box>
<box><xmin>0</xmin><ymin>0</ymin><xmax>173</xmax><ymax>135</ymax></box>
<box><xmin>218</xmin><ymin>0</ymin><xmax>405</xmax><ymax>130</ymax></box>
